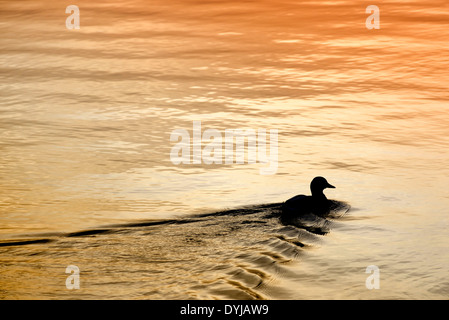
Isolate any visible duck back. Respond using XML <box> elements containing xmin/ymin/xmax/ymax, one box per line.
<box><xmin>281</xmin><ymin>194</ymin><xmax>331</xmax><ymax>218</ymax></box>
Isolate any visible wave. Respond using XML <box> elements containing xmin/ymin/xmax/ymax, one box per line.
<box><xmin>0</xmin><ymin>202</ymin><xmax>349</xmax><ymax>248</ymax></box>
<box><xmin>0</xmin><ymin>202</ymin><xmax>350</xmax><ymax>299</ymax></box>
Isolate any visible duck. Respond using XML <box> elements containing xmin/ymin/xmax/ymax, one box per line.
<box><xmin>281</xmin><ymin>176</ymin><xmax>336</xmax><ymax>219</ymax></box>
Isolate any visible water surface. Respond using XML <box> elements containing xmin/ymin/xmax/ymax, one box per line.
<box><xmin>1</xmin><ymin>0</ymin><xmax>449</xmax><ymax>299</ymax></box>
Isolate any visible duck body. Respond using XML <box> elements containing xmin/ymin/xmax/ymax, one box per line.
<box><xmin>281</xmin><ymin>177</ymin><xmax>335</xmax><ymax>220</ymax></box>
<box><xmin>282</xmin><ymin>194</ymin><xmax>332</xmax><ymax>217</ymax></box>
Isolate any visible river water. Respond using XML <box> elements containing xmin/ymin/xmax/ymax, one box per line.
<box><xmin>1</xmin><ymin>0</ymin><xmax>448</xmax><ymax>299</ymax></box>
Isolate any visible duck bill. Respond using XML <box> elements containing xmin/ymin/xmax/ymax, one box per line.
<box><xmin>326</xmin><ymin>183</ymin><xmax>336</xmax><ymax>189</ymax></box>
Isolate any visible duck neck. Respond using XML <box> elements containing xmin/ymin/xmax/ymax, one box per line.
<box><xmin>311</xmin><ymin>189</ymin><xmax>327</xmax><ymax>201</ymax></box>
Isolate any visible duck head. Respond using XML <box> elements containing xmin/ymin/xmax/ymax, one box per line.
<box><xmin>310</xmin><ymin>176</ymin><xmax>335</xmax><ymax>199</ymax></box>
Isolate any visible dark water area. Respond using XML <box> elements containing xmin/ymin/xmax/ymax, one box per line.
<box><xmin>0</xmin><ymin>203</ymin><xmax>354</xmax><ymax>299</ymax></box>
<box><xmin>1</xmin><ymin>0</ymin><xmax>449</xmax><ymax>299</ymax></box>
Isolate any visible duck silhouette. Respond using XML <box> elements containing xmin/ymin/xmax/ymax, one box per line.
<box><xmin>281</xmin><ymin>176</ymin><xmax>336</xmax><ymax>220</ymax></box>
